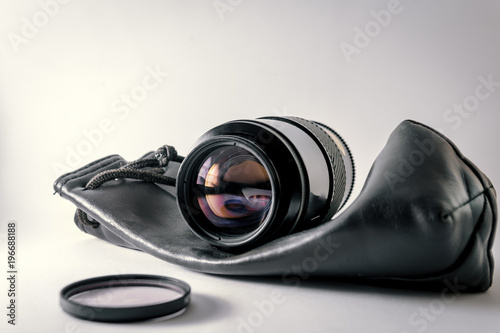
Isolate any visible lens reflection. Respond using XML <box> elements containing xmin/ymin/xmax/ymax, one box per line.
<box><xmin>196</xmin><ymin>147</ymin><xmax>272</xmax><ymax>235</ymax></box>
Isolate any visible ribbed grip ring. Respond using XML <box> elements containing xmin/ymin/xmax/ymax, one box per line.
<box><xmin>282</xmin><ymin>117</ymin><xmax>348</xmax><ymax>222</ymax></box>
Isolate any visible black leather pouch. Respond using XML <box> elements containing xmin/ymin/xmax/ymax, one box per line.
<box><xmin>53</xmin><ymin>120</ymin><xmax>497</xmax><ymax>292</ymax></box>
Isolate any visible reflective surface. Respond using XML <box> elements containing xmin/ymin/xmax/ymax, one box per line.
<box><xmin>196</xmin><ymin>146</ymin><xmax>272</xmax><ymax>235</ymax></box>
<box><xmin>69</xmin><ymin>285</ymin><xmax>183</xmax><ymax>307</ymax></box>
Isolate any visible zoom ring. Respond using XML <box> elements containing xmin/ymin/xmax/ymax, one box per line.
<box><xmin>284</xmin><ymin>117</ymin><xmax>347</xmax><ymax>222</ymax></box>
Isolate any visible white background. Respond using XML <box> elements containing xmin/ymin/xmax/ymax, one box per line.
<box><xmin>1</xmin><ymin>1</ymin><xmax>500</xmax><ymax>332</ymax></box>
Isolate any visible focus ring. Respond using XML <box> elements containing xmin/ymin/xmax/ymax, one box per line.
<box><xmin>314</xmin><ymin>121</ymin><xmax>356</xmax><ymax>212</ymax></box>
<box><xmin>283</xmin><ymin>117</ymin><xmax>347</xmax><ymax>222</ymax></box>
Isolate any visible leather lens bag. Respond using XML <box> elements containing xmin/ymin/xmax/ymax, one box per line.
<box><xmin>53</xmin><ymin>120</ymin><xmax>497</xmax><ymax>292</ymax></box>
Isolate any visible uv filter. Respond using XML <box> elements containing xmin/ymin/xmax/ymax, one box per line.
<box><xmin>60</xmin><ymin>274</ymin><xmax>190</xmax><ymax>322</ymax></box>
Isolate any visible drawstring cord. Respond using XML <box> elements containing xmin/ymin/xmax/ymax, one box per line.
<box><xmin>77</xmin><ymin>145</ymin><xmax>184</xmax><ymax>228</ymax></box>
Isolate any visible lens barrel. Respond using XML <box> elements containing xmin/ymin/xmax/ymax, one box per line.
<box><xmin>176</xmin><ymin>116</ymin><xmax>354</xmax><ymax>249</ymax></box>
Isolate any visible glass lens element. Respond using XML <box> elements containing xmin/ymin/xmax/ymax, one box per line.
<box><xmin>196</xmin><ymin>146</ymin><xmax>272</xmax><ymax>235</ymax></box>
<box><xmin>69</xmin><ymin>285</ymin><xmax>183</xmax><ymax>307</ymax></box>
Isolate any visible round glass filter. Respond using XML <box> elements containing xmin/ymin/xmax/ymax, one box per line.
<box><xmin>60</xmin><ymin>274</ymin><xmax>190</xmax><ymax>322</ymax></box>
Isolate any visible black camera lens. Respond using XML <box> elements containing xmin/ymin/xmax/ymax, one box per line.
<box><xmin>177</xmin><ymin>116</ymin><xmax>354</xmax><ymax>249</ymax></box>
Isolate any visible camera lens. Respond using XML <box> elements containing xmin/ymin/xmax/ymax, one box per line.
<box><xmin>196</xmin><ymin>146</ymin><xmax>273</xmax><ymax>235</ymax></box>
<box><xmin>177</xmin><ymin>116</ymin><xmax>354</xmax><ymax>249</ymax></box>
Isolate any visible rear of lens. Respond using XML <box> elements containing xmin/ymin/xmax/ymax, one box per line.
<box><xmin>177</xmin><ymin>116</ymin><xmax>354</xmax><ymax>249</ymax></box>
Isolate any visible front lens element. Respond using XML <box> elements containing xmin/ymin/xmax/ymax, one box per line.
<box><xmin>195</xmin><ymin>146</ymin><xmax>272</xmax><ymax>235</ymax></box>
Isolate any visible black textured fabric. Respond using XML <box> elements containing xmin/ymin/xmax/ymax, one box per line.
<box><xmin>53</xmin><ymin>120</ymin><xmax>497</xmax><ymax>292</ymax></box>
